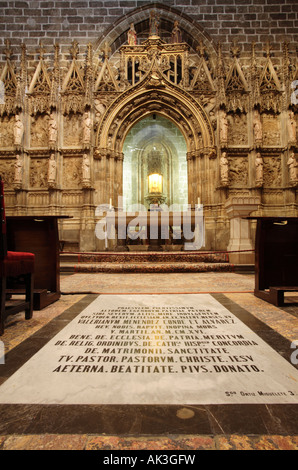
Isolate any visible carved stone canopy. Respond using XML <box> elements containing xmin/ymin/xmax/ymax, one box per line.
<box><xmin>96</xmin><ymin>37</ymin><xmax>215</xmax><ymax>156</ymax></box>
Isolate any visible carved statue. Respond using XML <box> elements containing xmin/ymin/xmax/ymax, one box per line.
<box><xmin>48</xmin><ymin>153</ymin><xmax>57</xmax><ymax>185</ymax></box>
<box><xmin>127</xmin><ymin>23</ymin><xmax>137</xmax><ymax>46</ymax></box>
<box><xmin>83</xmin><ymin>111</ymin><xmax>92</xmax><ymax>144</ymax></box>
<box><xmin>149</xmin><ymin>11</ymin><xmax>159</xmax><ymax>37</ymax></box>
<box><xmin>288</xmin><ymin>111</ymin><xmax>296</xmax><ymax>144</ymax></box>
<box><xmin>14</xmin><ymin>154</ymin><xmax>23</xmax><ymax>183</ymax></box>
<box><xmin>94</xmin><ymin>99</ymin><xmax>106</xmax><ymax>123</ymax></box>
<box><xmin>287</xmin><ymin>152</ymin><xmax>298</xmax><ymax>185</ymax></box>
<box><xmin>253</xmin><ymin>110</ymin><xmax>262</xmax><ymax>143</ymax></box>
<box><xmin>14</xmin><ymin>114</ymin><xmax>24</xmax><ymax>146</ymax></box>
<box><xmin>48</xmin><ymin>112</ymin><xmax>58</xmax><ymax>144</ymax></box>
<box><xmin>171</xmin><ymin>21</ymin><xmax>182</xmax><ymax>44</ymax></box>
<box><xmin>255</xmin><ymin>152</ymin><xmax>263</xmax><ymax>187</ymax></box>
<box><xmin>82</xmin><ymin>153</ymin><xmax>90</xmax><ymax>181</ymax></box>
<box><xmin>219</xmin><ymin>110</ymin><xmax>228</xmax><ymax>144</ymax></box>
<box><xmin>220</xmin><ymin>152</ymin><xmax>229</xmax><ymax>186</ymax></box>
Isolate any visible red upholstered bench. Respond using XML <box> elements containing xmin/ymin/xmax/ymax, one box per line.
<box><xmin>1</xmin><ymin>251</ymin><xmax>35</xmax><ymax>278</ymax></box>
<box><xmin>0</xmin><ymin>176</ymin><xmax>35</xmax><ymax>335</ymax></box>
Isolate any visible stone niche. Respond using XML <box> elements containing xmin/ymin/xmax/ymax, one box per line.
<box><xmin>63</xmin><ymin>113</ymin><xmax>83</xmax><ymax>147</ymax></box>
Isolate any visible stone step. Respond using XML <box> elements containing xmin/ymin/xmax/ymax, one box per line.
<box><xmin>60</xmin><ymin>262</ymin><xmax>236</xmax><ymax>274</ymax></box>
<box><xmin>60</xmin><ymin>251</ymin><xmax>230</xmax><ymax>265</ymax></box>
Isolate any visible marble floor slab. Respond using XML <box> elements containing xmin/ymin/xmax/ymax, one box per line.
<box><xmin>0</xmin><ymin>294</ymin><xmax>297</xmax><ymax>406</ymax></box>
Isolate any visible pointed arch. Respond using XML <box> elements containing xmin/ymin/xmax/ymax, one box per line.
<box><xmin>93</xmin><ymin>3</ymin><xmax>217</xmax><ymax>66</ymax></box>
<box><xmin>95</xmin><ymin>65</ymin><xmax>215</xmax><ymax>154</ymax></box>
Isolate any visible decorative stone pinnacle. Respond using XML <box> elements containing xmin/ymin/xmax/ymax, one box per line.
<box><xmin>4</xmin><ymin>39</ymin><xmax>12</xmax><ymax>60</ymax></box>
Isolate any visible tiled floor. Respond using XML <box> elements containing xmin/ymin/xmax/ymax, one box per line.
<box><xmin>0</xmin><ymin>272</ymin><xmax>297</xmax><ymax>451</ymax></box>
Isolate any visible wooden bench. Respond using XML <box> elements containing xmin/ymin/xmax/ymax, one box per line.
<box><xmin>249</xmin><ymin>216</ymin><xmax>298</xmax><ymax>307</ymax></box>
<box><xmin>269</xmin><ymin>287</ymin><xmax>298</xmax><ymax>307</ymax></box>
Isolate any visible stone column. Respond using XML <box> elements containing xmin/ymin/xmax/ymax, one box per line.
<box><xmin>225</xmin><ymin>196</ymin><xmax>261</xmax><ymax>265</ymax></box>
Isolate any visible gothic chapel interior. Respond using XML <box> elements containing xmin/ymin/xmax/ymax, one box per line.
<box><xmin>0</xmin><ymin>2</ymin><xmax>297</xmax><ymax>262</ymax></box>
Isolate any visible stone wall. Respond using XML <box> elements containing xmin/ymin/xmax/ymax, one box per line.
<box><xmin>1</xmin><ymin>0</ymin><xmax>298</xmax><ymax>60</ymax></box>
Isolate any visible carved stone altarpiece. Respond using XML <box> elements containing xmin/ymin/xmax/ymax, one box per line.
<box><xmin>0</xmin><ymin>12</ymin><xmax>297</xmax><ymax>253</ymax></box>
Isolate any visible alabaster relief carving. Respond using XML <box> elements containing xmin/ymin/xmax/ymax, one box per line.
<box><xmin>227</xmin><ymin>113</ymin><xmax>248</xmax><ymax>146</ymax></box>
<box><xmin>228</xmin><ymin>157</ymin><xmax>248</xmax><ymax>187</ymax></box>
<box><xmin>30</xmin><ymin>113</ymin><xmax>49</xmax><ymax>148</ymax></box>
<box><xmin>63</xmin><ymin>114</ymin><xmax>83</xmax><ymax>146</ymax></box>
<box><xmin>263</xmin><ymin>157</ymin><xmax>282</xmax><ymax>187</ymax></box>
<box><xmin>63</xmin><ymin>157</ymin><xmax>81</xmax><ymax>188</ymax></box>
<box><xmin>29</xmin><ymin>158</ymin><xmax>48</xmax><ymax>188</ymax></box>
<box><xmin>0</xmin><ymin>160</ymin><xmax>14</xmax><ymax>188</ymax></box>
<box><xmin>0</xmin><ymin>116</ymin><xmax>14</xmax><ymax>147</ymax></box>
<box><xmin>262</xmin><ymin>114</ymin><xmax>281</xmax><ymax>147</ymax></box>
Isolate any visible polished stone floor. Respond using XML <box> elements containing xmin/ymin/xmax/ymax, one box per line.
<box><xmin>0</xmin><ymin>272</ymin><xmax>297</xmax><ymax>450</ymax></box>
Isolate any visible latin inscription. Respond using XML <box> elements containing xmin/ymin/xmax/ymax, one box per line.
<box><xmin>0</xmin><ymin>295</ymin><xmax>297</xmax><ymax>404</ymax></box>
<box><xmin>52</xmin><ymin>306</ymin><xmax>261</xmax><ymax>376</ymax></box>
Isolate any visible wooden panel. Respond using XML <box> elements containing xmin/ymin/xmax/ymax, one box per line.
<box><xmin>6</xmin><ymin>216</ymin><xmax>70</xmax><ymax>309</ymax></box>
<box><xmin>256</xmin><ymin>218</ymin><xmax>298</xmax><ymax>290</ymax></box>
<box><xmin>7</xmin><ymin>218</ymin><xmax>58</xmax><ymax>292</ymax></box>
